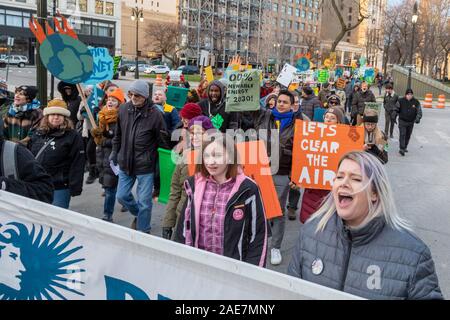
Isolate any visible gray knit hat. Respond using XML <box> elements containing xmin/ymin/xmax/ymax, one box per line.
<box><xmin>128</xmin><ymin>80</ymin><xmax>149</xmax><ymax>99</ymax></box>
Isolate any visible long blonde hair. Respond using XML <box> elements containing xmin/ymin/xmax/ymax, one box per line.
<box><xmin>310</xmin><ymin>151</ymin><xmax>413</xmax><ymax>233</ymax></box>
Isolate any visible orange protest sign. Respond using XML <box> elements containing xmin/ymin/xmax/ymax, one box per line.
<box><xmin>291</xmin><ymin>120</ymin><xmax>364</xmax><ymax>190</ymax></box>
<box><xmin>187</xmin><ymin>141</ymin><xmax>282</xmax><ymax>220</ymax></box>
<box><xmin>336</xmin><ymin>78</ymin><xmax>346</xmax><ymax>90</ymax></box>
<box><xmin>236</xmin><ymin>140</ymin><xmax>282</xmax><ymax>220</ymax></box>
<box><xmin>288</xmin><ymin>82</ymin><xmax>299</xmax><ymax>91</ymax></box>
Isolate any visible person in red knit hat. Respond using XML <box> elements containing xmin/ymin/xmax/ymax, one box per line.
<box><xmin>173</xmin><ymin>103</ymin><xmax>203</xmax><ymax>154</ymax></box>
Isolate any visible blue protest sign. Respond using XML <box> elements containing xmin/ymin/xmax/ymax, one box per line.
<box><xmin>84</xmin><ymin>47</ymin><xmax>114</xmax><ymax>85</ymax></box>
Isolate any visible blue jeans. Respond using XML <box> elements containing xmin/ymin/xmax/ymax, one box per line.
<box><xmin>116</xmin><ymin>170</ymin><xmax>154</xmax><ymax>233</ymax></box>
<box><xmin>53</xmin><ymin>189</ymin><xmax>71</xmax><ymax>209</ymax></box>
<box><xmin>104</xmin><ymin>187</ymin><xmax>117</xmax><ymax>218</ymax></box>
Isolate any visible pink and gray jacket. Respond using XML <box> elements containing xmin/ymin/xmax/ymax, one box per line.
<box><xmin>175</xmin><ymin>172</ymin><xmax>268</xmax><ymax>267</ymax></box>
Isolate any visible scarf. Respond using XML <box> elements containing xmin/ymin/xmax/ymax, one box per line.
<box><xmin>271</xmin><ymin>108</ymin><xmax>294</xmax><ymax>131</ymax></box>
<box><xmin>8</xmin><ymin>99</ymin><xmax>41</xmax><ymax>117</ymax></box>
<box><xmin>98</xmin><ymin>107</ymin><xmax>118</xmax><ymax>132</ymax></box>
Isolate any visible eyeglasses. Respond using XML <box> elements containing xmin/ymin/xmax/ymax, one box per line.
<box><xmin>128</xmin><ymin>92</ymin><xmax>143</xmax><ymax>98</ymax></box>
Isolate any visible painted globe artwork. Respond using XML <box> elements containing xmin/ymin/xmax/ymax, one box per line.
<box><xmin>39</xmin><ymin>34</ymin><xmax>93</xmax><ymax>84</ymax></box>
<box><xmin>296</xmin><ymin>57</ymin><xmax>311</xmax><ymax>72</ymax></box>
<box><xmin>29</xmin><ymin>14</ymin><xmax>93</xmax><ymax>84</ymax></box>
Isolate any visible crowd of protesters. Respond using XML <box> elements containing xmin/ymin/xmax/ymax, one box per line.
<box><xmin>0</xmin><ymin>67</ymin><xmax>440</xmax><ymax>300</ymax></box>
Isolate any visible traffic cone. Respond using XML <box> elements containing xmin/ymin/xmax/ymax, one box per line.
<box><xmin>155</xmin><ymin>74</ymin><xmax>163</xmax><ymax>87</ymax></box>
<box><xmin>423</xmin><ymin>93</ymin><xmax>433</xmax><ymax>109</ymax></box>
<box><xmin>436</xmin><ymin>95</ymin><xmax>446</xmax><ymax>109</ymax></box>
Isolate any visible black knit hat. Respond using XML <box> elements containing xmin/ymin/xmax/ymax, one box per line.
<box><xmin>15</xmin><ymin>85</ymin><xmax>37</xmax><ymax>101</ymax></box>
<box><xmin>303</xmin><ymin>86</ymin><xmax>314</xmax><ymax>95</ymax></box>
<box><xmin>405</xmin><ymin>88</ymin><xmax>414</xmax><ymax>95</ymax></box>
<box><xmin>363</xmin><ymin>114</ymin><xmax>379</xmax><ymax>123</ymax></box>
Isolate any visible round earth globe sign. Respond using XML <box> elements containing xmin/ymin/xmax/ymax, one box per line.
<box><xmin>39</xmin><ymin>34</ymin><xmax>94</xmax><ymax>84</ymax></box>
<box><xmin>296</xmin><ymin>57</ymin><xmax>311</xmax><ymax>72</ymax></box>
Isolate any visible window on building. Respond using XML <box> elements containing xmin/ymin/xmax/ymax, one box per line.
<box><xmin>5</xmin><ymin>10</ymin><xmax>22</xmax><ymax>27</ymax></box>
<box><xmin>92</xmin><ymin>21</ymin><xmax>114</xmax><ymax>37</ymax></box>
<box><xmin>288</xmin><ymin>7</ymin><xmax>293</xmax><ymax>15</ymax></box>
<box><xmin>79</xmin><ymin>0</ymin><xmax>88</xmax><ymax>12</ymax></box>
<box><xmin>67</xmin><ymin>0</ymin><xmax>76</xmax><ymax>10</ymax></box>
<box><xmin>0</xmin><ymin>9</ymin><xmax>5</xmax><ymax>26</ymax></box>
<box><xmin>95</xmin><ymin>0</ymin><xmax>104</xmax><ymax>15</ymax></box>
<box><xmin>273</xmin><ymin>3</ymin><xmax>278</xmax><ymax>12</ymax></box>
<box><xmin>301</xmin><ymin>10</ymin><xmax>306</xmax><ymax>18</ymax></box>
<box><xmin>280</xmin><ymin>19</ymin><xmax>285</xmax><ymax>28</ymax></box>
<box><xmin>105</xmin><ymin>2</ymin><xmax>114</xmax><ymax>16</ymax></box>
<box><xmin>296</xmin><ymin>8</ymin><xmax>300</xmax><ymax>17</ymax></box>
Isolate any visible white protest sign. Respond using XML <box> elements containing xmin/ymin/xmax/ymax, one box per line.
<box><xmin>168</xmin><ymin>70</ymin><xmax>182</xmax><ymax>82</ymax></box>
<box><xmin>0</xmin><ymin>191</ymin><xmax>361</xmax><ymax>300</ymax></box>
<box><xmin>200</xmin><ymin>50</ymin><xmax>210</xmax><ymax>67</ymax></box>
<box><xmin>276</xmin><ymin>63</ymin><xmax>298</xmax><ymax>87</ymax></box>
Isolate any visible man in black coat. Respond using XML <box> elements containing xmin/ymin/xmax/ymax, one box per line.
<box><xmin>0</xmin><ymin>118</ymin><xmax>54</xmax><ymax>203</ymax></box>
<box><xmin>383</xmin><ymin>83</ymin><xmax>400</xmax><ymax>139</ymax></box>
<box><xmin>110</xmin><ymin>80</ymin><xmax>168</xmax><ymax>234</ymax></box>
<box><xmin>393</xmin><ymin>89</ymin><xmax>423</xmax><ymax>156</ymax></box>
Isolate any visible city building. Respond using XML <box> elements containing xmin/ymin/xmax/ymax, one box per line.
<box><xmin>268</xmin><ymin>0</ymin><xmax>322</xmax><ymax>68</ymax></box>
<box><xmin>320</xmin><ymin>0</ymin><xmax>386</xmax><ymax>69</ymax></box>
<box><xmin>178</xmin><ymin>0</ymin><xmax>268</xmax><ymax>67</ymax></box>
<box><xmin>121</xmin><ymin>0</ymin><xmax>178</xmax><ymax>62</ymax></box>
<box><xmin>0</xmin><ymin>0</ymin><xmax>121</xmax><ymax>64</ymax></box>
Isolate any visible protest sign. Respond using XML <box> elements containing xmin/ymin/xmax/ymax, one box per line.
<box><xmin>158</xmin><ymin>148</ymin><xmax>179</xmax><ymax>204</ymax></box>
<box><xmin>296</xmin><ymin>57</ymin><xmax>311</xmax><ymax>72</ymax></box>
<box><xmin>335</xmin><ymin>68</ymin><xmax>344</xmax><ymax>78</ymax></box>
<box><xmin>29</xmin><ymin>14</ymin><xmax>93</xmax><ymax>84</ymax></box>
<box><xmin>204</xmin><ymin>66</ymin><xmax>214</xmax><ymax>83</ymax></box>
<box><xmin>84</xmin><ymin>47</ymin><xmax>114</xmax><ymax>85</ymax></box>
<box><xmin>364</xmin><ymin>68</ymin><xmax>375</xmax><ymax>84</ymax></box>
<box><xmin>291</xmin><ymin>120</ymin><xmax>364</xmax><ymax>190</ymax></box>
<box><xmin>365</xmin><ymin>102</ymin><xmax>382</xmax><ymax>114</ymax></box>
<box><xmin>0</xmin><ymin>191</ymin><xmax>360</xmax><ymax>300</ymax></box>
<box><xmin>113</xmin><ymin>56</ymin><xmax>122</xmax><ymax>74</ymax></box>
<box><xmin>276</xmin><ymin>63</ymin><xmax>298</xmax><ymax>87</ymax></box>
<box><xmin>200</xmin><ymin>50</ymin><xmax>210</xmax><ymax>67</ymax></box>
<box><xmin>187</xmin><ymin>141</ymin><xmax>282</xmax><ymax>220</ymax></box>
<box><xmin>317</xmin><ymin>70</ymin><xmax>330</xmax><ymax>84</ymax></box>
<box><xmin>225</xmin><ymin>70</ymin><xmax>261</xmax><ymax>112</ymax></box>
<box><xmin>236</xmin><ymin>140</ymin><xmax>282</xmax><ymax>220</ymax></box>
<box><xmin>168</xmin><ymin>70</ymin><xmax>182</xmax><ymax>82</ymax></box>
<box><xmin>336</xmin><ymin>78</ymin><xmax>346</xmax><ymax>90</ymax></box>
<box><xmin>166</xmin><ymin>86</ymin><xmax>189</xmax><ymax>110</ymax></box>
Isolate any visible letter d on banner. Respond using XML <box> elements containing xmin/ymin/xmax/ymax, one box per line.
<box><xmin>105</xmin><ymin>276</ymin><xmax>150</xmax><ymax>300</ymax></box>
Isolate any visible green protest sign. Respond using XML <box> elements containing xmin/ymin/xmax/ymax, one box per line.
<box><xmin>113</xmin><ymin>56</ymin><xmax>122</xmax><ymax>74</ymax></box>
<box><xmin>166</xmin><ymin>86</ymin><xmax>189</xmax><ymax>110</ymax></box>
<box><xmin>317</xmin><ymin>70</ymin><xmax>330</xmax><ymax>84</ymax></box>
<box><xmin>158</xmin><ymin>148</ymin><xmax>179</xmax><ymax>204</ymax></box>
<box><xmin>365</xmin><ymin>102</ymin><xmax>382</xmax><ymax>114</ymax></box>
<box><xmin>225</xmin><ymin>70</ymin><xmax>261</xmax><ymax>112</ymax></box>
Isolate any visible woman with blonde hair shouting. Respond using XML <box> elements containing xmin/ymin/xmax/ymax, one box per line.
<box><xmin>288</xmin><ymin>151</ymin><xmax>443</xmax><ymax>300</ymax></box>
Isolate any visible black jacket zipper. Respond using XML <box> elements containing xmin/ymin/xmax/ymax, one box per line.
<box><xmin>341</xmin><ymin>228</ymin><xmax>353</xmax><ymax>291</ymax></box>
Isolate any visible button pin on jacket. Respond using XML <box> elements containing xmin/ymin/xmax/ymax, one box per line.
<box><xmin>312</xmin><ymin>258</ymin><xmax>324</xmax><ymax>275</ymax></box>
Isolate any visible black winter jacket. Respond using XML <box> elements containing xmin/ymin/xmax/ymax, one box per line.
<box><xmin>96</xmin><ymin>122</ymin><xmax>118</xmax><ymax>188</ymax></box>
<box><xmin>383</xmin><ymin>92</ymin><xmax>400</xmax><ymax>114</ymax></box>
<box><xmin>57</xmin><ymin>82</ymin><xmax>81</xmax><ymax>127</ymax></box>
<box><xmin>395</xmin><ymin>97</ymin><xmax>423</xmax><ymax>123</ymax></box>
<box><xmin>351</xmin><ymin>90</ymin><xmax>376</xmax><ymax>116</ymax></box>
<box><xmin>253</xmin><ymin>109</ymin><xmax>301</xmax><ymax>176</ymax></box>
<box><xmin>301</xmin><ymin>94</ymin><xmax>322</xmax><ymax>120</ymax></box>
<box><xmin>174</xmin><ymin>174</ymin><xmax>268</xmax><ymax>267</ymax></box>
<box><xmin>0</xmin><ymin>138</ymin><xmax>53</xmax><ymax>203</ymax></box>
<box><xmin>29</xmin><ymin>128</ymin><xmax>85</xmax><ymax>196</ymax></box>
<box><xmin>198</xmin><ymin>80</ymin><xmax>239</xmax><ymax>133</ymax></box>
<box><xmin>112</xmin><ymin>100</ymin><xmax>168</xmax><ymax>176</ymax></box>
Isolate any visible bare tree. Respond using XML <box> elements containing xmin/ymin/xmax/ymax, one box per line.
<box><xmin>144</xmin><ymin>21</ymin><xmax>187</xmax><ymax>68</ymax></box>
<box><xmin>328</xmin><ymin>0</ymin><xmax>370</xmax><ymax>52</ymax></box>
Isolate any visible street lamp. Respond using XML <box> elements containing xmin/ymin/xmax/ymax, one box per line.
<box><xmin>131</xmin><ymin>6</ymin><xmax>144</xmax><ymax>79</ymax></box>
<box><xmin>407</xmin><ymin>1</ymin><xmax>418</xmax><ymax>89</ymax></box>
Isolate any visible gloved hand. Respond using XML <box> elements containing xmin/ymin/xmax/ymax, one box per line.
<box><xmin>109</xmin><ymin>151</ymin><xmax>118</xmax><ymax>166</ymax></box>
<box><xmin>415</xmin><ymin>118</ymin><xmax>421</xmax><ymax>124</ymax></box>
<box><xmin>162</xmin><ymin>227</ymin><xmax>173</xmax><ymax>240</ymax></box>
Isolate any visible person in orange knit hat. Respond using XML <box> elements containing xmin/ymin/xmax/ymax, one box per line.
<box><xmin>91</xmin><ymin>88</ymin><xmax>125</xmax><ymax>222</ymax></box>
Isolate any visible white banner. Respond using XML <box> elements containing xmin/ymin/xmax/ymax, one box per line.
<box><xmin>0</xmin><ymin>191</ymin><xmax>360</xmax><ymax>300</ymax></box>
<box><xmin>276</xmin><ymin>64</ymin><xmax>298</xmax><ymax>87</ymax></box>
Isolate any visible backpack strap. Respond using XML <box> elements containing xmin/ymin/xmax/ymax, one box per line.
<box><xmin>2</xmin><ymin>140</ymin><xmax>18</xmax><ymax>180</ymax></box>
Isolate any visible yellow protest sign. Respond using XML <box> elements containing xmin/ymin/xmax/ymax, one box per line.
<box><xmin>205</xmin><ymin>66</ymin><xmax>214</xmax><ymax>83</ymax></box>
